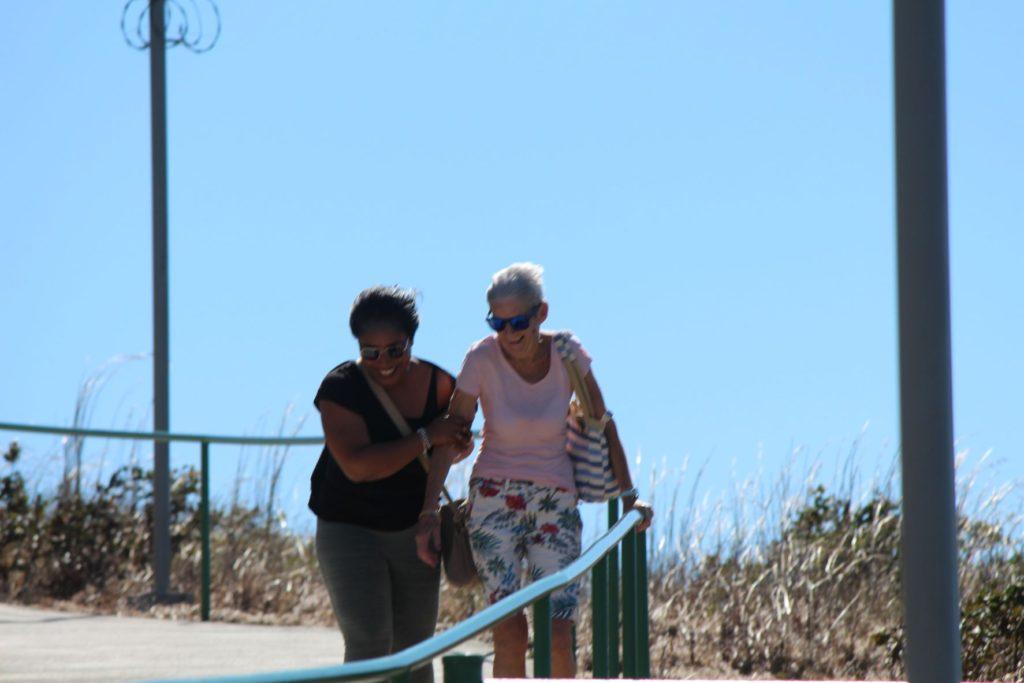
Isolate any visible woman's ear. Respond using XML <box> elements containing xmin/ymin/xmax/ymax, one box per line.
<box><xmin>536</xmin><ymin>301</ymin><xmax>550</xmax><ymax>325</ymax></box>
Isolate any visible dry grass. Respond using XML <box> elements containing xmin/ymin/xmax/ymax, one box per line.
<box><xmin>4</xmin><ymin>437</ymin><xmax>1024</xmax><ymax>680</ymax></box>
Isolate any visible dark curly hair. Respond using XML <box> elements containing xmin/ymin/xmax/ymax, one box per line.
<box><xmin>348</xmin><ymin>285</ymin><xmax>420</xmax><ymax>340</ymax></box>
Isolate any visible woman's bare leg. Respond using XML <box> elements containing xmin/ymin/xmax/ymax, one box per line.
<box><xmin>492</xmin><ymin>612</ymin><xmax>528</xmax><ymax>678</ymax></box>
<box><xmin>551</xmin><ymin>618</ymin><xmax>576</xmax><ymax>678</ymax></box>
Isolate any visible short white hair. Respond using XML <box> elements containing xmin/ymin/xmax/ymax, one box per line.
<box><xmin>487</xmin><ymin>262</ymin><xmax>545</xmax><ymax>307</ymax></box>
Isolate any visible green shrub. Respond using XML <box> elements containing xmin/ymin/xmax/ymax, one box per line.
<box><xmin>961</xmin><ymin>577</ymin><xmax>1024</xmax><ymax>681</ymax></box>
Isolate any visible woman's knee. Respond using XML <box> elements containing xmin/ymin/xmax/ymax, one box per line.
<box><xmin>342</xmin><ymin>631</ymin><xmax>393</xmax><ymax>663</ymax></box>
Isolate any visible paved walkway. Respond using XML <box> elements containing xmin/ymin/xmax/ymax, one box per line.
<box><xmin>0</xmin><ymin>603</ymin><xmax>491</xmax><ymax>682</ymax></box>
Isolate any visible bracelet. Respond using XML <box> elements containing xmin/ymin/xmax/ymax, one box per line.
<box><xmin>415</xmin><ymin>427</ymin><xmax>431</xmax><ymax>454</ymax></box>
<box><xmin>619</xmin><ymin>487</ymin><xmax>639</xmax><ymax>500</ymax></box>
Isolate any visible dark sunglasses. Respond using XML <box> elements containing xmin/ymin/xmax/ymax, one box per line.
<box><xmin>486</xmin><ymin>304</ymin><xmax>540</xmax><ymax>333</ymax></box>
<box><xmin>359</xmin><ymin>339</ymin><xmax>410</xmax><ymax>361</ymax></box>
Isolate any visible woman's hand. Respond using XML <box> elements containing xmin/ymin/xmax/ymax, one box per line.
<box><xmin>414</xmin><ymin>511</ymin><xmax>442</xmax><ymax>567</ymax></box>
<box><xmin>450</xmin><ymin>429</ymin><xmax>475</xmax><ymax>463</ymax></box>
<box><xmin>426</xmin><ymin>414</ymin><xmax>471</xmax><ymax>450</ymax></box>
<box><xmin>445</xmin><ymin>390</ymin><xmax>478</xmax><ymax>461</ymax></box>
<box><xmin>623</xmin><ymin>496</ymin><xmax>654</xmax><ymax>533</ymax></box>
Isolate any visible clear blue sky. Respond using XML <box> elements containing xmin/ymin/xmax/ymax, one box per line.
<box><xmin>2</xmin><ymin>2</ymin><xmax>1021</xmax><ymax>537</ymax></box>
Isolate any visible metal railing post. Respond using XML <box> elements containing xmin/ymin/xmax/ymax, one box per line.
<box><xmin>200</xmin><ymin>440</ymin><xmax>211</xmax><ymax>621</ymax></box>
<box><xmin>607</xmin><ymin>498</ymin><xmax>621</xmax><ymax>676</ymax></box>
<box><xmin>533</xmin><ymin>595</ymin><xmax>552</xmax><ymax>677</ymax></box>
<box><xmin>621</xmin><ymin>528</ymin><xmax>637</xmax><ymax>678</ymax></box>
<box><xmin>592</xmin><ymin>554</ymin><xmax>609</xmax><ymax>677</ymax></box>
<box><xmin>637</xmin><ymin>529</ymin><xmax>650</xmax><ymax>678</ymax></box>
<box><xmin>442</xmin><ymin>654</ymin><xmax>483</xmax><ymax>683</ymax></box>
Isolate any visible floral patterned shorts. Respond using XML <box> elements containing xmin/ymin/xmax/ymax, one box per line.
<box><xmin>467</xmin><ymin>477</ymin><xmax>583</xmax><ymax>621</ymax></box>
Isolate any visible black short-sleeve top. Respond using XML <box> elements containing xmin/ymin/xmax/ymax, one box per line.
<box><xmin>308</xmin><ymin>359</ymin><xmax>453</xmax><ymax>531</ymax></box>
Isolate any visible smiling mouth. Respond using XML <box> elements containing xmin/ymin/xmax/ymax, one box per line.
<box><xmin>378</xmin><ymin>367</ymin><xmax>398</xmax><ymax>377</ymax></box>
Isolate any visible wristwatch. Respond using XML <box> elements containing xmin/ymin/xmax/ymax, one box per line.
<box><xmin>619</xmin><ymin>487</ymin><xmax>639</xmax><ymax>501</ymax></box>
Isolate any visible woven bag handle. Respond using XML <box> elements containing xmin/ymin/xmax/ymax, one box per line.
<box><xmin>554</xmin><ymin>333</ymin><xmax>610</xmax><ymax>429</ymax></box>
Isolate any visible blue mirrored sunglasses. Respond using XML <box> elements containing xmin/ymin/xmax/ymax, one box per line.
<box><xmin>486</xmin><ymin>304</ymin><xmax>540</xmax><ymax>333</ymax></box>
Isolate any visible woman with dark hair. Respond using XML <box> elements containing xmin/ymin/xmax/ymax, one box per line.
<box><xmin>309</xmin><ymin>285</ymin><xmax>471</xmax><ymax>682</ymax></box>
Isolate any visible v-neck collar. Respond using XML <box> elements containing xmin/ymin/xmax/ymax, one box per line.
<box><xmin>356</xmin><ymin>359</ymin><xmax>435</xmax><ymax>421</ymax></box>
<box><xmin>496</xmin><ymin>334</ymin><xmax>555</xmax><ymax>386</ymax></box>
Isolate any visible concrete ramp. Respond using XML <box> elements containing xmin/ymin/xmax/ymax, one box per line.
<box><xmin>0</xmin><ymin>603</ymin><xmax>490</xmax><ymax>682</ymax></box>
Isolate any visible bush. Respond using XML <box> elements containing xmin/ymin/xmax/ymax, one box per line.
<box><xmin>1</xmin><ymin>440</ymin><xmax>197</xmax><ymax>602</ymax></box>
<box><xmin>634</xmin><ymin>478</ymin><xmax>1024</xmax><ymax>680</ymax></box>
<box><xmin>960</xmin><ymin>576</ymin><xmax>1024</xmax><ymax>681</ymax></box>
<box><xmin>5</xmin><ymin>438</ymin><xmax>1024</xmax><ymax>679</ymax></box>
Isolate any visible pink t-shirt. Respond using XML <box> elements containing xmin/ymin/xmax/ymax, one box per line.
<box><xmin>456</xmin><ymin>332</ymin><xmax>592</xmax><ymax>493</ymax></box>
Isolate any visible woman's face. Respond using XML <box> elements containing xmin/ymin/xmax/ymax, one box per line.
<box><xmin>489</xmin><ymin>297</ymin><xmax>548</xmax><ymax>360</ymax></box>
<box><xmin>357</xmin><ymin>325</ymin><xmax>412</xmax><ymax>388</ymax></box>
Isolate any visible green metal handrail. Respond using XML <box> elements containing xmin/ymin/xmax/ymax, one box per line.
<box><xmin>0</xmin><ymin>421</ymin><xmax>652</xmax><ymax>681</ymax></box>
<box><xmin>0</xmin><ymin>421</ymin><xmax>323</xmax><ymax>621</ymax></box>
<box><xmin>0</xmin><ymin>421</ymin><xmax>323</xmax><ymax>446</ymax></box>
<box><xmin>144</xmin><ymin>509</ymin><xmax>648</xmax><ymax>683</ymax></box>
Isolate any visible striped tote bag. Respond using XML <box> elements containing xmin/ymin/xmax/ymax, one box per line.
<box><xmin>554</xmin><ymin>333</ymin><xmax>618</xmax><ymax>502</ymax></box>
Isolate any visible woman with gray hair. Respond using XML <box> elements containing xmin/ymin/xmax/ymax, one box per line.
<box><xmin>415</xmin><ymin>262</ymin><xmax>652</xmax><ymax>678</ymax></box>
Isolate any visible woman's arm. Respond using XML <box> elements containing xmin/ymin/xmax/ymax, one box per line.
<box><xmin>582</xmin><ymin>370</ymin><xmax>653</xmax><ymax>531</ymax></box>
<box><xmin>419</xmin><ymin>372</ymin><xmax>464</xmax><ymax>514</ymax></box>
<box><xmin>447</xmin><ymin>388</ymin><xmax>479</xmax><ymax>425</ymax></box>
<box><xmin>447</xmin><ymin>388</ymin><xmax>479</xmax><ymax>463</ymax></box>
<box><xmin>414</xmin><ymin>446</ymin><xmax>455</xmax><ymax>567</ymax></box>
<box><xmin>414</xmin><ymin>386</ymin><xmax>479</xmax><ymax>566</ymax></box>
<box><xmin>319</xmin><ymin>400</ymin><xmax>467</xmax><ymax>483</ymax></box>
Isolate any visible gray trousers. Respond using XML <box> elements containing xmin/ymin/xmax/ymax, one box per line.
<box><xmin>316</xmin><ymin>518</ymin><xmax>441</xmax><ymax>683</ymax></box>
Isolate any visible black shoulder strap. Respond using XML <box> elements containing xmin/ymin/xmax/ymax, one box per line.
<box><xmin>423</xmin><ymin>365</ymin><xmax>439</xmax><ymax>417</ymax></box>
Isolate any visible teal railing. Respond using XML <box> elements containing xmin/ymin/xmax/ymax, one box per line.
<box><xmin>0</xmin><ymin>421</ymin><xmax>650</xmax><ymax>681</ymax></box>
<box><xmin>150</xmin><ymin>506</ymin><xmax>648</xmax><ymax>683</ymax></box>
<box><xmin>0</xmin><ymin>421</ymin><xmax>321</xmax><ymax>622</ymax></box>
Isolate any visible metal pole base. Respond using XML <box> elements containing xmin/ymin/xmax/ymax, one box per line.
<box><xmin>127</xmin><ymin>591</ymin><xmax>193</xmax><ymax>611</ymax></box>
<box><xmin>442</xmin><ymin>654</ymin><xmax>484</xmax><ymax>683</ymax></box>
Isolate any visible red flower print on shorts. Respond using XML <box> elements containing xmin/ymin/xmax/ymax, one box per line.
<box><xmin>479</xmin><ymin>484</ymin><xmax>500</xmax><ymax>497</ymax></box>
<box><xmin>541</xmin><ymin>523</ymin><xmax>559</xmax><ymax>536</ymax></box>
<box><xmin>505</xmin><ymin>494</ymin><xmax>526</xmax><ymax>510</ymax></box>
